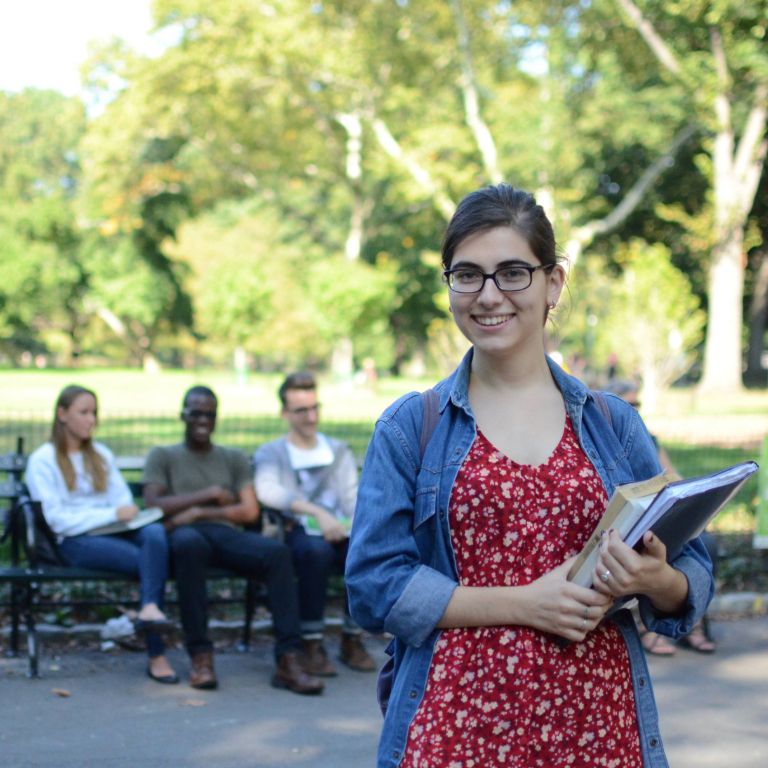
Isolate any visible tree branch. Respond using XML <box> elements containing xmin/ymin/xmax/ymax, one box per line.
<box><xmin>570</xmin><ymin>123</ymin><xmax>698</xmax><ymax>253</ymax></box>
<box><xmin>449</xmin><ymin>0</ymin><xmax>502</xmax><ymax>184</ymax></box>
<box><xmin>336</xmin><ymin>112</ymin><xmax>368</xmax><ymax>261</ymax></box>
<box><xmin>368</xmin><ymin>116</ymin><xmax>456</xmax><ymax>220</ymax></box>
<box><xmin>734</xmin><ymin>83</ymin><xmax>768</xmax><ymax>217</ymax></box>
<box><xmin>615</xmin><ymin>0</ymin><xmax>681</xmax><ymax>76</ymax></box>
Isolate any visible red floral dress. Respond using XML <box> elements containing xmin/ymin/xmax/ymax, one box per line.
<box><xmin>400</xmin><ymin>417</ymin><xmax>642</xmax><ymax>768</ymax></box>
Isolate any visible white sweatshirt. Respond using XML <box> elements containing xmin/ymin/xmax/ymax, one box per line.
<box><xmin>25</xmin><ymin>441</ymin><xmax>133</xmax><ymax>539</ymax></box>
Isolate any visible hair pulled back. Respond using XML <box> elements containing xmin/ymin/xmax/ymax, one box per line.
<box><xmin>441</xmin><ymin>184</ymin><xmax>557</xmax><ymax>270</ymax></box>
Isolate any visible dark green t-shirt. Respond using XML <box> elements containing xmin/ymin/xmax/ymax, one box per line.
<box><xmin>143</xmin><ymin>443</ymin><xmax>252</xmax><ymax>497</ymax></box>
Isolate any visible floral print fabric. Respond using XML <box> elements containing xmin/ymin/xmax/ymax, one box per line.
<box><xmin>401</xmin><ymin>417</ymin><xmax>642</xmax><ymax>768</ymax></box>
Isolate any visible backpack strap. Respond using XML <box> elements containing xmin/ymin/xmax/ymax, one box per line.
<box><xmin>419</xmin><ymin>389</ymin><xmax>440</xmax><ymax>461</ymax></box>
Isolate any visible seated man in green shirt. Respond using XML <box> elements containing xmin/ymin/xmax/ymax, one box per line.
<box><xmin>143</xmin><ymin>385</ymin><xmax>323</xmax><ymax>695</ymax></box>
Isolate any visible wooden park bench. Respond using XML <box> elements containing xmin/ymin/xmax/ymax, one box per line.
<box><xmin>0</xmin><ymin>447</ymin><xmax>281</xmax><ymax>678</ymax></box>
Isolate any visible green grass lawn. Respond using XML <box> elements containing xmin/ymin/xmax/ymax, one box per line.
<box><xmin>2</xmin><ymin>366</ymin><xmax>767</xmax><ymax>532</ymax></box>
<box><xmin>0</xmin><ymin>367</ymin><xmax>429</xmax><ymax>420</ymax></box>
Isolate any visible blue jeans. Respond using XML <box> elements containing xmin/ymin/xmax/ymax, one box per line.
<box><xmin>169</xmin><ymin>522</ymin><xmax>302</xmax><ymax>660</ymax></box>
<box><xmin>285</xmin><ymin>525</ymin><xmax>357</xmax><ymax>636</ymax></box>
<box><xmin>59</xmin><ymin>523</ymin><xmax>169</xmax><ymax>657</ymax></box>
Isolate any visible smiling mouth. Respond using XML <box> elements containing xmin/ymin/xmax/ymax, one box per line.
<box><xmin>473</xmin><ymin>314</ymin><xmax>512</xmax><ymax>327</ymax></box>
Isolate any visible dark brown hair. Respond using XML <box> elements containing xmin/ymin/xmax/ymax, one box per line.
<box><xmin>278</xmin><ymin>371</ymin><xmax>316</xmax><ymax>407</ymax></box>
<box><xmin>441</xmin><ymin>183</ymin><xmax>557</xmax><ymax>270</ymax></box>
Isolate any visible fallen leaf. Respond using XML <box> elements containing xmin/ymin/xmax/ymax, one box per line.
<box><xmin>52</xmin><ymin>688</ymin><xmax>71</xmax><ymax>697</ymax></box>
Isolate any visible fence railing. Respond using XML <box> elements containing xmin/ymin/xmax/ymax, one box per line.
<box><xmin>1</xmin><ymin>411</ymin><xmax>762</xmax><ymax>508</ymax></box>
<box><xmin>0</xmin><ymin>412</ymin><xmax>374</xmax><ymax>462</ymax></box>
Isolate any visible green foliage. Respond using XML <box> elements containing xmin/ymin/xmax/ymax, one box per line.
<box><xmin>1</xmin><ymin>1</ymin><xmax>766</xmax><ymax>379</ymax></box>
<box><xmin>167</xmin><ymin>195</ymin><xmax>398</xmax><ymax>368</ymax></box>
<box><xmin>0</xmin><ymin>89</ymin><xmax>90</xmax><ymax>362</ymax></box>
<box><xmin>560</xmin><ymin>240</ymin><xmax>705</xmax><ymax>388</ymax></box>
<box><xmin>307</xmin><ymin>255</ymin><xmax>398</xmax><ymax>352</ymax></box>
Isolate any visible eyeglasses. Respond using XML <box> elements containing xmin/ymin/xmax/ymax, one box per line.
<box><xmin>183</xmin><ymin>409</ymin><xmax>217</xmax><ymax>421</ymax></box>
<box><xmin>286</xmin><ymin>403</ymin><xmax>320</xmax><ymax>417</ymax></box>
<box><xmin>443</xmin><ymin>264</ymin><xmax>553</xmax><ymax>294</ymax></box>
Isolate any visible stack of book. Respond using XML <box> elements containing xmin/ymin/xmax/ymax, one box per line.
<box><xmin>568</xmin><ymin>461</ymin><xmax>758</xmax><ymax>588</ymax></box>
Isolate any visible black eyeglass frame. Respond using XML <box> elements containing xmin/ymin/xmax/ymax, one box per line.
<box><xmin>443</xmin><ymin>264</ymin><xmax>554</xmax><ymax>294</ymax></box>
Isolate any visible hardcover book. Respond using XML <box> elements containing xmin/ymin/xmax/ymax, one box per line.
<box><xmin>568</xmin><ymin>461</ymin><xmax>758</xmax><ymax>588</ymax></box>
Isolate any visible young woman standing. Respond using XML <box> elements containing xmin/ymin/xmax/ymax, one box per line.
<box><xmin>346</xmin><ymin>184</ymin><xmax>714</xmax><ymax>767</ymax></box>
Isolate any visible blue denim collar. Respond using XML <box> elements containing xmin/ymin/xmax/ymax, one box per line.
<box><xmin>440</xmin><ymin>346</ymin><xmax>592</xmax><ymax>416</ymax></box>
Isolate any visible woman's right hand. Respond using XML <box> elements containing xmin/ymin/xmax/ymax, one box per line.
<box><xmin>521</xmin><ymin>557</ymin><xmax>612</xmax><ymax>642</ymax></box>
<box><xmin>116</xmin><ymin>504</ymin><xmax>139</xmax><ymax>522</ymax></box>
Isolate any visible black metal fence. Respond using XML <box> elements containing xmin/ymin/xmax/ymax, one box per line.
<box><xmin>1</xmin><ymin>411</ymin><xmax>762</xmax><ymax>507</ymax></box>
<box><xmin>0</xmin><ymin>412</ymin><xmax>374</xmax><ymax>463</ymax></box>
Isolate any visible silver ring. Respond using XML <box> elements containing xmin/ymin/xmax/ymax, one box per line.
<box><xmin>581</xmin><ymin>617</ymin><xmax>587</xmax><ymax>630</ymax></box>
<box><xmin>583</xmin><ymin>606</ymin><xmax>589</xmax><ymax>621</ymax></box>
<box><xmin>601</xmin><ymin>569</ymin><xmax>611</xmax><ymax>583</ymax></box>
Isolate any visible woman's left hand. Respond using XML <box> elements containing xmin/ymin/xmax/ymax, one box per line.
<box><xmin>592</xmin><ymin>529</ymin><xmax>671</xmax><ymax>599</ymax></box>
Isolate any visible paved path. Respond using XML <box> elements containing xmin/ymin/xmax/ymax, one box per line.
<box><xmin>1</xmin><ymin>616</ymin><xmax>766</xmax><ymax>767</ymax></box>
<box><xmin>649</xmin><ymin>615</ymin><xmax>768</xmax><ymax>768</ymax></box>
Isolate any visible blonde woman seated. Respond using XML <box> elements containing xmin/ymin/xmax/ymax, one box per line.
<box><xmin>25</xmin><ymin>385</ymin><xmax>177</xmax><ymax>684</ymax></box>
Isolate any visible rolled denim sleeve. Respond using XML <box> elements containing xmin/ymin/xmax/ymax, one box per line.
<box><xmin>346</xmin><ymin>406</ymin><xmax>458</xmax><ymax>647</ymax></box>
<box><xmin>385</xmin><ymin>564</ymin><xmax>457</xmax><ymax>646</ymax></box>
<box><xmin>638</xmin><ymin>536</ymin><xmax>715</xmax><ymax>637</ymax></box>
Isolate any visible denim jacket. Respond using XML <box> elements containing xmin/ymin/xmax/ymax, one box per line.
<box><xmin>346</xmin><ymin>349</ymin><xmax>714</xmax><ymax>768</ymax></box>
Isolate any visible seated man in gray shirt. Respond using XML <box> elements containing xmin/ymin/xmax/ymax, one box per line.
<box><xmin>143</xmin><ymin>385</ymin><xmax>323</xmax><ymax>695</ymax></box>
<box><xmin>253</xmin><ymin>372</ymin><xmax>375</xmax><ymax>677</ymax></box>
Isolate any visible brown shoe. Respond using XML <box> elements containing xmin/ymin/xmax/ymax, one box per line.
<box><xmin>339</xmin><ymin>633</ymin><xmax>376</xmax><ymax>672</ymax></box>
<box><xmin>189</xmin><ymin>650</ymin><xmax>218</xmax><ymax>690</ymax></box>
<box><xmin>272</xmin><ymin>652</ymin><xmax>324</xmax><ymax>695</ymax></box>
<box><xmin>300</xmin><ymin>639</ymin><xmax>338</xmax><ymax>677</ymax></box>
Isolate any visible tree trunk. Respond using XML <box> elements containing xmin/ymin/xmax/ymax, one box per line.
<box><xmin>698</xmin><ymin>231</ymin><xmax>746</xmax><ymax>393</ymax></box>
<box><xmin>613</xmin><ymin>7</ymin><xmax>767</xmax><ymax>396</ymax></box>
<box><xmin>332</xmin><ymin>112</ymin><xmax>368</xmax><ymax>378</ymax></box>
<box><xmin>745</xmin><ymin>251</ymin><xmax>768</xmax><ymax>386</ymax></box>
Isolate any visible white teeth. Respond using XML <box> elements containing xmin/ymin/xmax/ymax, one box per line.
<box><xmin>475</xmin><ymin>315</ymin><xmax>509</xmax><ymax>326</ymax></box>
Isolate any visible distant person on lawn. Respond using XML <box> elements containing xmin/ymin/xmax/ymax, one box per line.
<box><xmin>25</xmin><ymin>385</ymin><xmax>176</xmax><ymax>685</ymax></box>
<box><xmin>142</xmin><ymin>385</ymin><xmax>324</xmax><ymax>695</ymax></box>
<box><xmin>253</xmin><ymin>371</ymin><xmax>375</xmax><ymax>677</ymax></box>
